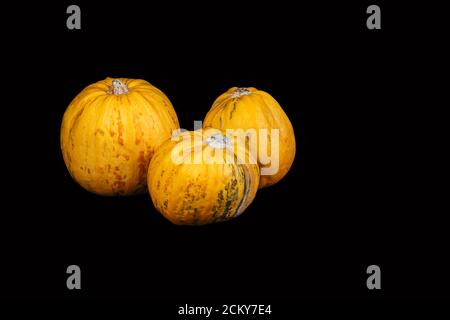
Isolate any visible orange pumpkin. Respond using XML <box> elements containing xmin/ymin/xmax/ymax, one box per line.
<box><xmin>203</xmin><ymin>87</ymin><xmax>296</xmax><ymax>188</ymax></box>
<box><xmin>147</xmin><ymin>128</ymin><xmax>260</xmax><ymax>225</ymax></box>
<box><xmin>60</xmin><ymin>78</ymin><xmax>179</xmax><ymax>196</ymax></box>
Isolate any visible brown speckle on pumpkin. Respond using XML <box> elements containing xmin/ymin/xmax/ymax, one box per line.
<box><xmin>117</xmin><ymin>110</ymin><xmax>124</xmax><ymax>145</ymax></box>
<box><xmin>138</xmin><ymin>151</ymin><xmax>146</xmax><ymax>176</ymax></box>
<box><xmin>113</xmin><ymin>180</ymin><xmax>126</xmax><ymax>188</ymax></box>
<box><xmin>95</xmin><ymin>129</ymin><xmax>105</xmax><ymax>136</ymax></box>
<box><xmin>217</xmin><ymin>190</ymin><xmax>224</xmax><ymax>201</ymax></box>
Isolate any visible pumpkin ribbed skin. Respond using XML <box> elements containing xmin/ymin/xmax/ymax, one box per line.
<box><xmin>203</xmin><ymin>87</ymin><xmax>296</xmax><ymax>189</ymax></box>
<box><xmin>147</xmin><ymin>128</ymin><xmax>260</xmax><ymax>225</ymax></box>
<box><xmin>61</xmin><ymin>78</ymin><xmax>179</xmax><ymax>196</ymax></box>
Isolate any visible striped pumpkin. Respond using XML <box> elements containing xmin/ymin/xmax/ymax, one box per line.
<box><xmin>60</xmin><ymin>78</ymin><xmax>179</xmax><ymax>196</ymax></box>
<box><xmin>203</xmin><ymin>87</ymin><xmax>296</xmax><ymax>189</ymax></box>
<box><xmin>147</xmin><ymin>128</ymin><xmax>260</xmax><ymax>225</ymax></box>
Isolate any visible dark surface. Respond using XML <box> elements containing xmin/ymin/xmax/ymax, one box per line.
<box><xmin>3</xmin><ymin>0</ymin><xmax>448</xmax><ymax>307</ymax></box>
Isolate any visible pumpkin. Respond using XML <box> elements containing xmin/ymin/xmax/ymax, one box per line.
<box><xmin>60</xmin><ymin>78</ymin><xmax>179</xmax><ymax>196</ymax></box>
<box><xmin>147</xmin><ymin>128</ymin><xmax>260</xmax><ymax>225</ymax></box>
<box><xmin>203</xmin><ymin>87</ymin><xmax>296</xmax><ymax>189</ymax></box>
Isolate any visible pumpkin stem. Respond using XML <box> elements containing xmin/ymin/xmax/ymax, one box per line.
<box><xmin>230</xmin><ymin>87</ymin><xmax>251</xmax><ymax>99</ymax></box>
<box><xmin>205</xmin><ymin>134</ymin><xmax>231</xmax><ymax>149</ymax></box>
<box><xmin>109</xmin><ymin>79</ymin><xmax>129</xmax><ymax>95</ymax></box>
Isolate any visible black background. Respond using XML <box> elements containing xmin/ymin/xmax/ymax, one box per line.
<box><xmin>3</xmin><ymin>0</ymin><xmax>448</xmax><ymax>311</ymax></box>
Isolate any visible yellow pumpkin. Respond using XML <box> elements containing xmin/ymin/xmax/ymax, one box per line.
<box><xmin>147</xmin><ymin>128</ymin><xmax>260</xmax><ymax>225</ymax></box>
<box><xmin>203</xmin><ymin>87</ymin><xmax>296</xmax><ymax>189</ymax></box>
<box><xmin>61</xmin><ymin>78</ymin><xmax>179</xmax><ymax>196</ymax></box>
